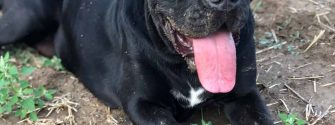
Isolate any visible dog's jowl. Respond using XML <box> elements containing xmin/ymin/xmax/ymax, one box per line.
<box><xmin>0</xmin><ymin>0</ymin><xmax>274</xmax><ymax>124</ymax></box>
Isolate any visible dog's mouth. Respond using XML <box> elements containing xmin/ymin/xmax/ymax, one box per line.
<box><xmin>163</xmin><ymin>19</ymin><xmax>240</xmax><ymax>93</ymax></box>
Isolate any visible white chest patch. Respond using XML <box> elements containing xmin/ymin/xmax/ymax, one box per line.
<box><xmin>171</xmin><ymin>87</ymin><xmax>205</xmax><ymax>108</ymax></box>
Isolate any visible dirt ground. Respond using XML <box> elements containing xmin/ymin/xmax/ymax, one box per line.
<box><xmin>254</xmin><ymin>0</ymin><xmax>335</xmax><ymax>124</ymax></box>
<box><xmin>0</xmin><ymin>0</ymin><xmax>334</xmax><ymax>124</ymax></box>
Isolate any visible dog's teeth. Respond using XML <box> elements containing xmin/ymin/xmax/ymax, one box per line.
<box><xmin>177</xmin><ymin>35</ymin><xmax>191</xmax><ymax>47</ymax></box>
<box><xmin>165</xmin><ymin>23</ymin><xmax>170</xmax><ymax>29</ymax></box>
<box><xmin>177</xmin><ymin>35</ymin><xmax>183</xmax><ymax>42</ymax></box>
<box><xmin>185</xmin><ymin>58</ymin><xmax>196</xmax><ymax>72</ymax></box>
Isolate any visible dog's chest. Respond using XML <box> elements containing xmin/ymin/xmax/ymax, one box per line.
<box><xmin>171</xmin><ymin>86</ymin><xmax>206</xmax><ymax>108</ymax></box>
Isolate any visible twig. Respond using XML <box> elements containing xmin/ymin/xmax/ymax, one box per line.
<box><xmin>267</xmin><ymin>102</ymin><xmax>279</xmax><ymax>107</ymax></box>
<box><xmin>321</xmin><ymin>82</ymin><xmax>335</xmax><ymax>87</ymax></box>
<box><xmin>266</xmin><ymin>65</ymin><xmax>273</xmax><ymax>73</ymax></box>
<box><xmin>304</xmin><ymin>30</ymin><xmax>325</xmax><ymax>52</ymax></box>
<box><xmin>280</xmin><ymin>89</ymin><xmax>288</xmax><ymax>92</ymax></box>
<box><xmin>256</xmin><ymin>42</ymin><xmax>287</xmax><ymax>54</ymax></box>
<box><xmin>279</xmin><ymin>99</ymin><xmax>290</xmax><ymax>112</ymax></box>
<box><xmin>256</xmin><ymin>54</ymin><xmax>283</xmax><ymax>63</ymax></box>
<box><xmin>288</xmin><ymin>75</ymin><xmax>324</xmax><ymax>80</ymax></box>
<box><xmin>307</xmin><ymin>0</ymin><xmax>331</xmax><ymax>10</ymax></box>
<box><xmin>291</xmin><ymin>63</ymin><xmax>312</xmax><ymax>71</ymax></box>
<box><xmin>308</xmin><ymin>0</ymin><xmax>320</xmax><ymax>5</ymax></box>
<box><xmin>45</xmin><ymin>94</ymin><xmax>79</xmax><ymax>125</ymax></box>
<box><xmin>107</xmin><ymin>115</ymin><xmax>120</xmax><ymax>125</ymax></box>
<box><xmin>274</xmin><ymin>121</ymin><xmax>282</xmax><ymax>124</ymax></box>
<box><xmin>305</xmin><ymin>104</ymin><xmax>313</xmax><ymax>121</ymax></box>
<box><xmin>310</xmin><ymin>105</ymin><xmax>333</xmax><ymax>125</ymax></box>
<box><xmin>271</xmin><ymin>29</ymin><xmax>279</xmax><ymax>43</ymax></box>
<box><xmin>319</xmin><ymin>19</ymin><xmax>335</xmax><ymax>32</ymax></box>
<box><xmin>18</xmin><ymin>118</ymin><xmax>64</xmax><ymax>125</ymax></box>
<box><xmin>323</xmin><ymin>15</ymin><xmax>334</xmax><ymax>27</ymax></box>
<box><xmin>269</xmin><ymin>84</ymin><xmax>279</xmax><ymax>89</ymax></box>
<box><xmin>284</xmin><ymin>84</ymin><xmax>309</xmax><ymax>104</ymax></box>
<box><xmin>289</xmin><ymin>95</ymin><xmax>300</xmax><ymax>100</ymax></box>
<box><xmin>316</xmin><ymin>13</ymin><xmax>335</xmax><ymax>32</ymax></box>
<box><xmin>256</xmin><ymin>82</ymin><xmax>262</xmax><ymax>85</ymax></box>
<box><xmin>313</xmin><ymin>80</ymin><xmax>317</xmax><ymax>93</ymax></box>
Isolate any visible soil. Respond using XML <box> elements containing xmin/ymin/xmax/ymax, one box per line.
<box><xmin>1</xmin><ymin>0</ymin><xmax>334</xmax><ymax>124</ymax></box>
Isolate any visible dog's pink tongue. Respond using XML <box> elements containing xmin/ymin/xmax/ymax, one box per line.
<box><xmin>192</xmin><ymin>32</ymin><xmax>236</xmax><ymax>93</ymax></box>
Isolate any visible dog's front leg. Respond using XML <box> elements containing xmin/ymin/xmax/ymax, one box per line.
<box><xmin>223</xmin><ymin>90</ymin><xmax>274</xmax><ymax>125</ymax></box>
<box><xmin>124</xmin><ymin>98</ymin><xmax>182</xmax><ymax>125</ymax></box>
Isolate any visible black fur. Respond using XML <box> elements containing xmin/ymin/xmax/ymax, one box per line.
<box><xmin>0</xmin><ymin>0</ymin><xmax>273</xmax><ymax>124</ymax></box>
<box><xmin>0</xmin><ymin>0</ymin><xmax>60</xmax><ymax>45</ymax></box>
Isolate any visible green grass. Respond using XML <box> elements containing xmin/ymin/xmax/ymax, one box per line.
<box><xmin>0</xmin><ymin>52</ymin><xmax>56</xmax><ymax>121</ymax></box>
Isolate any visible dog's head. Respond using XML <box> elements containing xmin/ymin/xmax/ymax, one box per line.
<box><xmin>146</xmin><ymin>0</ymin><xmax>252</xmax><ymax>93</ymax></box>
<box><xmin>146</xmin><ymin>0</ymin><xmax>251</xmax><ymax>57</ymax></box>
<box><xmin>147</xmin><ymin>0</ymin><xmax>251</xmax><ymax>37</ymax></box>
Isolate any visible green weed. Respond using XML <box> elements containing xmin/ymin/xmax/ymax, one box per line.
<box><xmin>43</xmin><ymin>56</ymin><xmax>64</xmax><ymax>71</ymax></box>
<box><xmin>191</xmin><ymin>109</ymin><xmax>213</xmax><ymax>125</ymax></box>
<box><xmin>279</xmin><ymin>112</ymin><xmax>307</xmax><ymax>125</ymax></box>
<box><xmin>6</xmin><ymin>45</ymin><xmax>64</xmax><ymax>71</ymax></box>
<box><xmin>257</xmin><ymin>32</ymin><xmax>283</xmax><ymax>49</ymax></box>
<box><xmin>257</xmin><ymin>31</ymin><xmax>304</xmax><ymax>55</ymax></box>
<box><xmin>0</xmin><ymin>52</ymin><xmax>56</xmax><ymax>121</ymax></box>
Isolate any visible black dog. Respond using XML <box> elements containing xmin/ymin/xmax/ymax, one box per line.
<box><xmin>0</xmin><ymin>0</ymin><xmax>273</xmax><ymax>124</ymax></box>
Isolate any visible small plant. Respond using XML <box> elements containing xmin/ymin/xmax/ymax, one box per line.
<box><xmin>10</xmin><ymin>45</ymin><xmax>65</xmax><ymax>71</ymax></box>
<box><xmin>191</xmin><ymin>119</ymin><xmax>213</xmax><ymax>125</ymax></box>
<box><xmin>0</xmin><ymin>52</ymin><xmax>56</xmax><ymax>121</ymax></box>
<box><xmin>258</xmin><ymin>32</ymin><xmax>274</xmax><ymax>47</ymax></box>
<box><xmin>286</xmin><ymin>45</ymin><xmax>299</xmax><ymax>56</ymax></box>
<box><xmin>279</xmin><ymin>112</ymin><xmax>307</xmax><ymax>125</ymax></box>
<box><xmin>191</xmin><ymin>109</ymin><xmax>213</xmax><ymax>125</ymax></box>
<box><xmin>43</xmin><ymin>56</ymin><xmax>64</xmax><ymax>71</ymax></box>
<box><xmin>276</xmin><ymin>16</ymin><xmax>293</xmax><ymax>31</ymax></box>
<box><xmin>200</xmin><ymin>119</ymin><xmax>213</xmax><ymax>125</ymax></box>
<box><xmin>11</xmin><ymin>46</ymin><xmax>37</xmax><ymax>65</ymax></box>
<box><xmin>257</xmin><ymin>32</ymin><xmax>284</xmax><ymax>50</ymax></box>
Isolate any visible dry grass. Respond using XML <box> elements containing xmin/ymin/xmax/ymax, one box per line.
<box><xmin>17</xmin><ymin>94</ymin><xmax>79</xmax><ymax>125</ymax></box>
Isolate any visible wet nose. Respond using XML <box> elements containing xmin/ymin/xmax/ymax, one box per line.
<box><xmin>206</xmin><ymin>0</ymin><xmax>240</xmax><ymax>11</ymax></box>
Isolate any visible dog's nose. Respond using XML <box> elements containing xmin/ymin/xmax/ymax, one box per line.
<box><xmin>206</xmin><ymin>0</ymin><xmax>239</xmax><ymax>11</ymax></box>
